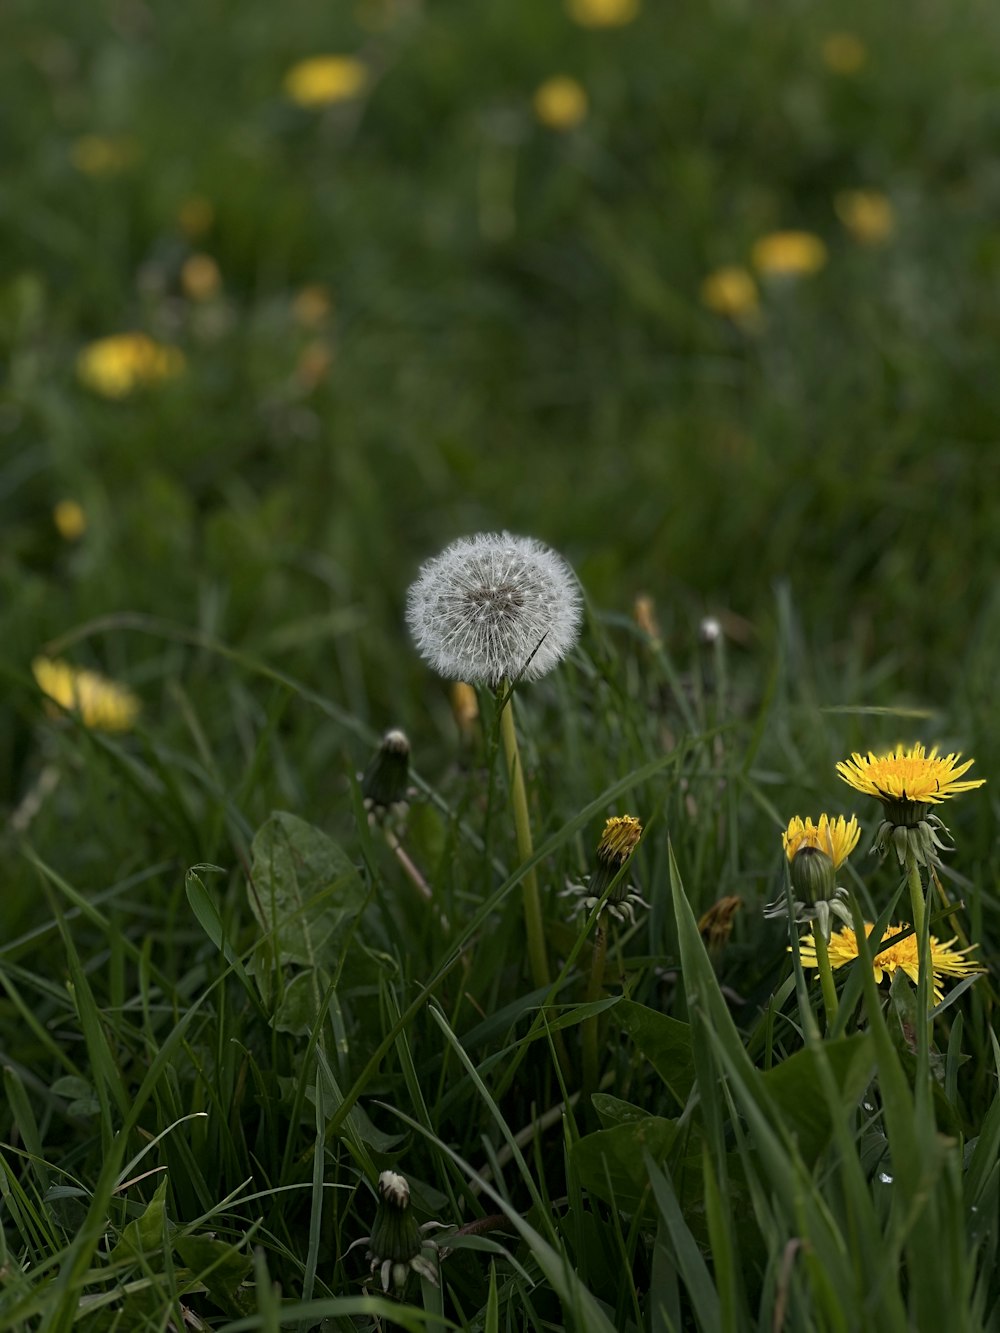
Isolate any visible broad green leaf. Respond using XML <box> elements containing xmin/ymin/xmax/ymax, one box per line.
<box><xmin>109</xmin><ymin>1177</ymin><xmax>171</xmax><ymax>1264</ymax></box>
<box><xmin>591</xmin><ymin>1093</ymin><xmax>650</xmax><ymax>1129</ymax></box>
<box><xmin>248</xmin><ymin>812</ymin><xmax>366</xmax><ymax>970</ymax></box>
<box><xmin>571</xmin><ymin>1115</ymin><xmax>682</xmax><ymax>1215</ymax></box>
<box><xmin>174</xmin><ymin>1233</ymin><xmax>254</xmax><ymax>1317</ymax></box>
<box><xmin>615</xmin><ymin>1000</ymin><xmax>696</xmax><ymax>1108</ymax></box>
<box><xmin>760</xmin><ymin>1034</ymin><xmax>875</xmax><ymax>1165</ymax></box>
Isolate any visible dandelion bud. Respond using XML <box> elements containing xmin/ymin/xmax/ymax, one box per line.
<box><xmin>450</xmin><ymin>681</ymin><xmax>479</xmax><ymax>735</ymax></box>
<box><xmin>789</xmin><ymin>846</ymin><xmax>836</xmax><ymax>904</ymax></box>
<box><xmin>362</xmin><ymin>1170</ymin><xmax>439</xmax><ymax>1294</ymax></box>
<box><xmin>590</xmin><ymin>815</ymin><xmax>643</xmax><ymax>902</ymax></box>
<box><xmin>362</xmin><ymin>729</ymin><xmax>410</xmax><ymax>819</ymax></box>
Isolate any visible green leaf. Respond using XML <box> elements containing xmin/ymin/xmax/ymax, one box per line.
<box><xmin>173</xmin><ymin>1233</ymin><xmax>254</xmax><ymax>1317</ymax></box>
<box><xmin>109</xmin><ymin>1177</ymin><xmax>171</xmax><ymax>1264</ymax></box>
<box><xmin>591</xmin><ymin>1093</ymin><xmax>650</xmax><ymax>1129</ymax></box>
<box><xmin>248</xmin><ymin>812</ymin><xmax>366</xmax><ymax>970</ymax></box>
<box><xmin>571</xmin><ymin>1115</ymin><xmax>682</xmax><ymax>1216</ymax></box>
<box><xmin>615</xmin><ymin>1000</ymin><xmax>696</xmax><ymax>1108</ymax></box>
<box><xmin>760</xmin><ymin>1034</ymin><xmax>875</xmax><ymax>1165</ymax></box>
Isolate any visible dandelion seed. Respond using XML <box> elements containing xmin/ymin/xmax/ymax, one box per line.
<box><xmin>406</xmin><ymin>533</ymin><xmax>582</xmax><ymax>686</ymax></box>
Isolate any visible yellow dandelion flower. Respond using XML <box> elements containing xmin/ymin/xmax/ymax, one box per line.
<box><xmin>566</xmin><ymin>0</ymin><xmax>640</xmax><ymax>27</ymax></box>
<box><xmin>700</xmin><ymin>265</ymin><xmax>760</xmax><ymax>320</ymax></box>
<box><xmin>799</xmin><ymin>921</ymin><xmax>981</xmax><ymax>1004</ymax></box>
<box><xmin>834</xmin><ymin>189</ymin><xmax>895</xmax><ymax>246</ymax></box>
<box><xmin>752</xmin><ymin>231</ymin><xmax>828</xmax><ymax>278</ymax></box>
<box><xmin>782</xmin><ymin>814</ymin><xmax>860</xmax><ymax>869</ymax></box>
<box><xmin>533</xmin><ymin>76</ymin><xmax>589</xmax><ymax>131</ymax></box>
<box><xmin>836</xmin><ymin>743</ymin><xmax>985</xmax><ymax>806</ymax></box>
<box><xmin>53</xmin><ymin>499</ymin><xmax>87</xmax><ymax>542</ymax></box>
<box><xmin>292</xmin><ymin>284</ymin><xmax>333</xmax><ymax>329</ymax></box>
<box><xmin>598</xmin><ymin>814</ymin><xmax>643</xmax><ymax>864</ymax></box>
<box><xmin>177</xmin><ymin>196</ymin><xmax>215</xmax><ymax>239</ymax></box>
<box><xmin>181</xmin><ymin>253</ymin><xmax>222</xmax><ymax>302</ymax></box>
<box><xmin>70</xmin><ymin>134</ymin><xmax>138</xmax><ymax>178</ymax></box>
<box><xmin>32</xmin><ymin>657</ymin><xmax>140</xmax><ymax>732</ymax></box>
<box><xmin>821</xmin><ymin>32</ymin><xmax>868</xmax><ymax>76</ymax></box>
<box><xmin>76</xmin><ymin>333</ymin><xmax>185</xmax><ymax>399</ymax></box>
<box><xmin>284</xmin><ymin>55</ymin><xmax>368</xmax><ymax>108</ymax></box>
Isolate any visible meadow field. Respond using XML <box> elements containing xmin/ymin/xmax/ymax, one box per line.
<box><xmin>3</xmin><ymin>0</ymin><xmax>1000</xmax><ymax>1328</ymax></box>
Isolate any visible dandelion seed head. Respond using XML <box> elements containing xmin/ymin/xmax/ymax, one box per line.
<box><xmin>406</xmin><ymin>532</ymin><xmax>582</xmax><ymax>686</ymax></box>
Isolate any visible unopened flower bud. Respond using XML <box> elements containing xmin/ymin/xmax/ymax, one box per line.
<box><xmin>590</xmin><ymin>815</ymin><xmax>643</xmax><ymax>902</ymax></box>
<box><xmin>790</xmin><ymin>846</ymin><xmax>836</xmax><ymax>904</ymax></box>
<box><xmin>362</xmin><ymin>730</ymin><xmax>410</xmax><ymax>815</ymax></box>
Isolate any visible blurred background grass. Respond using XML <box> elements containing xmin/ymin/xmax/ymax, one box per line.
<box><xmin>4</xmin><ymin>0</ymin><xmax>1000</xmax><ymax>867</ymax></box>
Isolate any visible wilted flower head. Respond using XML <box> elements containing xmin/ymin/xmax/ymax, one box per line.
<box><xmin>32</xmin><ymin>657</ymin><xmax>140</xmax><ymax>732</ymax></box>
<box><xmin>284</xmin><ymin>55</ymin><xmax>368</xmax><ymax>107</ymax></box>
<box><xmin>533</xmin><ymin>76</ymin><xmax>589</xmax><ymax>131</ymax></box>
<box><xmin>76</xmin><ymin>333</ymin><xmax>185</xmax><ymax>399</ymax></box>
<box><xmin>350</xmin><ymin>1169</ymin><xmax>441</xmax><ymax>1294</ymax></box>
<box><xmin>406</xmin><ymin>533</ymin><xmax>582</xmax><ymax>687</ymax></box>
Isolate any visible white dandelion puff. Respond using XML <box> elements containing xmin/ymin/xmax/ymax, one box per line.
<box><xmin>406</xmin><ymin>532</ymin><xmax>582</xmax><ymax>685</ymax></box>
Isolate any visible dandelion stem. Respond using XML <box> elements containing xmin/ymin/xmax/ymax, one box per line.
<box><xmin>812</xmin><ymin>929</ymin><xmax>838</xmax><ymax>1031</ymax></box>
<box><xmin>497</xmin><ymin>684</ymin><xmax>552</xmax><ymax>992</ymax></box>
<box><xmin>905</xmin><ymin>848</ymin><xmax>926</xmax><ymax>945</ymax></box>
<box><xmin>581</xmin><ymin>921</ymin><xmax>607</xmax><ymax>1098</ymax></box>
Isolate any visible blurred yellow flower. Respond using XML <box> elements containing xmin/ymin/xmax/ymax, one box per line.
<box><xmin>821</xmin><ymin>32</ymin><xmax>868</xmax><ymax>75</ymax></box>
<box><xmin>32</xmin><ymin>657</ymin><xmax>140</xmax><ymax>732</ymax></box>
<box><xmin>177</xmin><ymin>196</ymin><xmax>215</xmax><ymax>239</ymax></box>
<box><xmin>800</xmin><ymin>921</ymin><xmax>981</xmax><ymax>1005</ymax></box>
<box><xmin>533</xmin><ymin>76</ymin><xmax>588</xmax><ymax>131</ymax></box>
<box><xmin>295</xmin><ymin>339</ymin><xmax>335</xmax><ymax>391</ymax></box>
<box><xmin>76</xmin><ymin>333</ymin><xmax>185</xmax><ymax>399</ymax></box>
<box><xmin>181</xmin><ymin>253</ymin><xmax>222</xmax><ymax>301</ymax></box>
<box><xmin>450</xmin><ymin>681</ymin><xmax>479</xmax><ymax>734</ymax></box>
<box><xmin>700</xmin><ymin>265</ymin><xmax>760</xmax><ymax>320</ymax></box>
<box><xmin>292</xmin><ymin>284</ymin><xmax>333</xmax><ymax>329</ymax></box>
<box><xmin>752</xmin><ymin>231</ymin><xmax>828</xmax><ymax>278</ymax></box>
<box><xmin>70</xmin><ymin>135</ymin><xmax>138</xmax><ymax>177</ymax></box>
<box><xmin>566</xmin><ymin>0</ymin><xmax>640</xmax><ymax>27</ymax></box>
<box><xmin>284</xmin><ymin>55</ymin><xmax>368</xmax><ymax>107</ymax></box>
<box><xmin>53</xmin><ymin>500</ymin><xmax>87</xmax><ymax>542</ymax></box>
<box><xmin>835</xmin><ymin>189</ymin><xmax>895</xmax><ymax>246</ymax></box>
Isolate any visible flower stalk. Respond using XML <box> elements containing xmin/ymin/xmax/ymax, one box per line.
<box><xmin>498</xmin><ymin>684</ymin><xmax>551</xmax><ymax>992</ymax></box>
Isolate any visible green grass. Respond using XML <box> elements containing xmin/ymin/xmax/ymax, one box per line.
<box><xmin>2</xmin><ymin>0</ymin><xmax>1000</xmax><ymax>1327</ymax></box>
